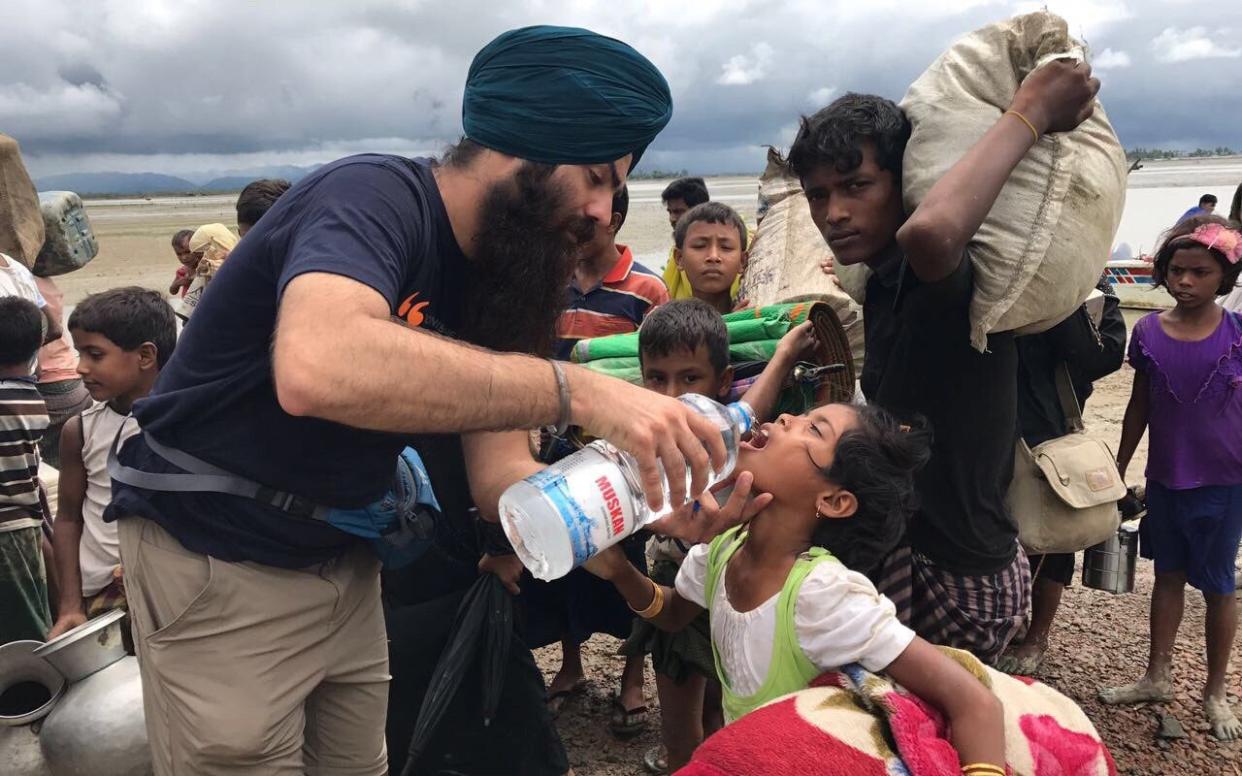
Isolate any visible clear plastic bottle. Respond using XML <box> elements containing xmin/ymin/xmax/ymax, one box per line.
<box><xmin>499</xmin><ymin>394</ymin><xmax>754</xmax><ymax>581</ymax></box>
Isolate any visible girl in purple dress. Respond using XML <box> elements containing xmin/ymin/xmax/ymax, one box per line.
<box><xmin>1101</xmin><ymin>215</ymin><xmax>1242</xmax><ymax>741</ymax></box>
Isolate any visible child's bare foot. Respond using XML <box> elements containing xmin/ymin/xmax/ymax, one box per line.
<box><xmin>1098</xmin><ymin>677</ymin><xmax>1174</xmax><ymax>705</ymax></box>
<box><xmin>1204</xmin><ymin>694</ymin><xmax>1242</xmax><ymax>742</ymax></box>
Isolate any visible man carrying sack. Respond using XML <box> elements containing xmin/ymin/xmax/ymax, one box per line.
<box><xmin>108</xmin><ymin>26</ymin><xmax>728</xmax><ymax>774</ymax></box>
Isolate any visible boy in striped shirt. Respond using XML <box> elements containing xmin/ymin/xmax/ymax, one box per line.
<box><xmin>554</xmin><ymin>185</ymin><xmax>670</xmax><ymax>360</ymax></box>
<box><xmin>0</xmin><ymin>296</ymin><xmax>53</xmax><ymax>643</ymax></box>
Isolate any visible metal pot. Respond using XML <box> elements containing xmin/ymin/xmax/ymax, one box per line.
<box><xmin>40</xmin><ymin>656</ymin><xmax>152</xmax><ymax>775</ymax></box>
<box><xmin>32</xmin><ymin>609</ymin><xmax>126</xmax><ymax>682</ymax></box>
<box><xmin>1082</xmin><ymin>522</ymin><xmax>1139</xmax><ymax>594</ymax></box>
<box><xmin>0</xmin><ymin>723</ymin><xmax>52</xmax><ymax>776</ymax></box>
<box><xmin>0</xmin><ymin>641</ymin><xmax>66</xmax><ymax>727</ymax></box>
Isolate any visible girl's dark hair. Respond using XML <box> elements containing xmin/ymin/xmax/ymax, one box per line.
<box><xmin>812</xmin><ymin>404</ymin><xmax>931</xmax><ymax>575</ymax></box>
<box><xmin>68</xmin><ymin>287</ymin><xmax>177</xmax><ymax>368</ymax></box>
<box><xmin>1229</xmin><ymin>181</ymin><xmax>1241</xmax><ymax>224</ymax></box>
<box><xmin>786</xmin><ymin>93</ymin><xmax>911</xmax><ymax>182</ymax></box>
<box><xmin>1151</xmin><ymin>214</ymin><xmax>1242</xmax><ymax>296</ymax></box>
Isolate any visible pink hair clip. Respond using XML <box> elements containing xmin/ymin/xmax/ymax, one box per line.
<box><xmin>1180</xmin><ymin>222</ymin><xmax>1242</xmax><ymax>264</ymax></box>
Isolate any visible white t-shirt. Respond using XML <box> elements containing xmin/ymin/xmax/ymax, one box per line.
<box><xmin>77</xmin><ymin>402</ymin><xmax>139</xmax><ymax>596</ymax></box>
<box><xmin>0</xmin><ymin>254</ymin><xmax>47</xmax><ymax>376</ymax></box>
<box><xmin>0</xmin><ymin>253</ymin><xmax>47</xmax><ymax>306</ymax></box>
<box><xmin>675</xmin><ymin>542</ymin><xmax>915</xmax><ymax>697</ymax></box>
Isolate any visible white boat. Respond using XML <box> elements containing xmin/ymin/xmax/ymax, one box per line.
<box><xmin>1105</xmin><ymin>259</ymin><xmax>1171</xmax><ymax>310</ymax></box>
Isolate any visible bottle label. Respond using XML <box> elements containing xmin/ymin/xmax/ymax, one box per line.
<box><xmin>526</xmin><ymin>457</ymin><xmax>638</xmax><ymax>567</ymax></box>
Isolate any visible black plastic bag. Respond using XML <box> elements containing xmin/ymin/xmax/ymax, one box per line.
<box><xmin>402</xmin><ymin>573</ymin><xmax>512</xmax><ymax>774</ymax></box>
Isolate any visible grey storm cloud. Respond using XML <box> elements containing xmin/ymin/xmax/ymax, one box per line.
<box><xmin>1</xmin><ymin>0</ymin><xmax>1239</xmax><ymax>177</ymax></box>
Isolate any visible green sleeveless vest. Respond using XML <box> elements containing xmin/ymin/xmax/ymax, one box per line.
<box><xmin>703</xmin><ymin>526</ymin><xmax>840</xmax><ymax>722</ymax></box>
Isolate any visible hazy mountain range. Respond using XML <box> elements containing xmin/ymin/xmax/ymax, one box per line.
<box><xmin>35</xmin><ymin>164</ymin><xmax>317</xmax><ymax>196</ymax></box>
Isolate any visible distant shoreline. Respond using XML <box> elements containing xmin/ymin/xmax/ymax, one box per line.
<box><xmin>56</xmin><ymin>153</ymin><xmax>1242</xmax><ymax>199</ymax></box>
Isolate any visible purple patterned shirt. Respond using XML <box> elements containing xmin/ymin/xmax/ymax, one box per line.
<box><xmin>1129</xmin><ymin>311</ymin><xmax>1242</xmax><ymax>489</ymax></box>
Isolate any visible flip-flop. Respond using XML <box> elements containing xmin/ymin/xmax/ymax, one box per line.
<box><xmin>609</xmin><ymin>696</ymin><xmax>649</xmax><ymax>738</ymax></box>
<box><xmin>545</xmin><ymin>680</ymin><xmax>586</xmax><ymax>718</ymax></box>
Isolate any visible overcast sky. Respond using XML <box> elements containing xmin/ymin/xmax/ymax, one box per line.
<box><xmin>3</xmin><ymin>0</ymin><xmax>1239</xmax><ymax>179</ymax></box>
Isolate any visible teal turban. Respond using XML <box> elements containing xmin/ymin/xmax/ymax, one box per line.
<box><xmin>463</xmin><ymin>26</ymin><xmax>672</xmax><ymax>168</ymax></box>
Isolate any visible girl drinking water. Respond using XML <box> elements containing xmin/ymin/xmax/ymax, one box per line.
<box><xmin>584</xmin><ymin>402</ymin><xmax>1007</xmax><ymax>772</ymax></box>
<box><xmin>1100</xmin><ymin>215</ymin><xmax>1242</xmax><ymax>742</ymax></box>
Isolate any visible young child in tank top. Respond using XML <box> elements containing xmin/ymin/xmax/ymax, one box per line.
<box><xmin>47</xmin><ymin>288</ymin><xmax>177</xmax><ymax>638</ymax></box>
<box><xmin>1100</xmin><ymin>216</ymin><xmax>1242</xmax><ymax>741</ymax></box>
<box><xmin>584</xmin><ymin>402</ymin><xmax>1006</xmax><ymax>772</ymax></box>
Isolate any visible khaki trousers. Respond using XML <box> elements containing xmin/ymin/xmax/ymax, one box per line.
<box><xmin>118</xmin><ymin>517</ymin><xmax>389</xmax><ymax>775</ymax></box>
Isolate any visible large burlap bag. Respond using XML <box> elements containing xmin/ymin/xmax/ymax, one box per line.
<box><xmin>740</xmin><ymin>147</ymin><xmax>865</xmax><ymax>372</ymax></box>
<box><xmin>0</xmin><ymin>134</ymin><xmax>46</xmax><ymax>268</ymax></box>
<box><xmin>901</xmin><ymin>11</ymin><xmax>1127</xmax><ymax>350</ymax></box>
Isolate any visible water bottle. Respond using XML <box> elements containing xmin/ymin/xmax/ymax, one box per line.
<box><xmin>499</xmin><ymin>394</ymin><xmax>754</xmax><ymax>580</ymax></box>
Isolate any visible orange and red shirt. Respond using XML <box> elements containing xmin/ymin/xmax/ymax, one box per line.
<box><xmin>554</xmin><ymin>244</ymin><xmax>669</xmax><ymax>360</ymax></box>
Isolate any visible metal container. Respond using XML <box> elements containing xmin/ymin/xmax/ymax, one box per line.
<box><xmin>32</xmin><ymin>191</ymin><xmax>98</xmax><ymax>277</ymax></box>
<box><xmin>32</xmin><ymin>609</ymin><xmax>126</xmax><ymax>682</ymax></box>
<box><xmin>1082</xmin><ymin>522</ymin><xmax>1139</xmax><ymax>594</ymax></box>
<box><xmin>0</xmin><ymin>724</ymin><xmax>53</xmax><ymax>776</ymax></box>
<box><xmin>0</xmin><ymin>641</ymin><xmax>66</xmax><ymax>727</ymax></box>
<box><xmin>40</xmin><ymin>656</ymin><xmax>152</xmax><ymax>775</ymax></box>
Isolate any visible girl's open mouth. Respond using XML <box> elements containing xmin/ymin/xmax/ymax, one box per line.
<box><xmin>742</xmin><ymin>427</ymin><xmax>769</xmax><ymax>451</ymax></box>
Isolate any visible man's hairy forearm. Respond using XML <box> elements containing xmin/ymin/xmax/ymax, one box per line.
<box><xmin>278</xmin><ymin>313</ymin><xmax>562</xmax><ymax>434</ymax></box>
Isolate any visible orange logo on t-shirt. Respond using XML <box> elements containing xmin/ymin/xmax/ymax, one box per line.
<box><xmin>397</xmin><ymin>292</ymin><xmax>430</xmax><ymax>327</ymax></box>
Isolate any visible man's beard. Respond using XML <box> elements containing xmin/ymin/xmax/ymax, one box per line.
<box><xmin>458</xmin><ymin>164</ymin><xmax>595</xmax><ymax>356</ymax></box>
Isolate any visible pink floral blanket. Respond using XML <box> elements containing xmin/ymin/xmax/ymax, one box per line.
<box><xmin>678</xmin><ymin>647</ymin><xmax>1116</xmax><ymax>776</ymax></box>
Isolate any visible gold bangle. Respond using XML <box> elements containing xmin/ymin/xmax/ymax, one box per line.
<box><xmin>961</xmin><ymin>764</ymin><xmax>1006</xmax><ymax>776</ymax></box>
<box><xmin>1004</xmin><ymin>109</ymin><xmax>1040</xmax><ymax>144</ymax></box>
<box><xmin>630</xmin><ymin>578</ymin><xmax>665</xmax><ymax>619</ymax></box>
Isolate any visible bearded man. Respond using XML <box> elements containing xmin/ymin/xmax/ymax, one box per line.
<box><xmin>107</xmin><ymin>26</ymin><xmax>724</xmax><ymax>774</ymax></box>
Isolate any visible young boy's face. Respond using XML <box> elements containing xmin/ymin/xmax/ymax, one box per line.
<box><xmin>801</xmin><ymin>143</ymin><xmax>906</xmax><ymax>267</ymax></box>
<box><xmin>665</xmin><ymin>198</ymin><xmax>690</xmax><ymax>232</ymax></box>
<box><xmin>174</xmin><ymin>238</ymin><xmax>195</xmax><ymax>268</ymax></box>
<box><xmin>72</xmin><ymin>329</ymin><xmax>151</xmax><ymax>402</ymax></box>
<box><xmin>675</xmin><ymin>221</ymin><xmax>744</xmax><ymax>296</ymax></box>
<box><xmin>641</xmin><ymin>344</ymin><xmax>731</xmax><ymax>401</ymax></box>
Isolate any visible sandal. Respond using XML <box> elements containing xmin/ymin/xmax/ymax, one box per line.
<box><xmin>545</xmin><ymin>679</ymin><xmax>586</xmax><ymax>718</ymax></box>
<box><xmin>609</xmin><ymin>696</ymin><xmax>649</xmax><ymax>738</ymax></box>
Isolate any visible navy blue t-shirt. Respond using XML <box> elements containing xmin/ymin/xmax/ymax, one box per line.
<box><xmin>109</xmin><ymin>155</ymin><xmax>467</xmax><ymax>568</ymax></box>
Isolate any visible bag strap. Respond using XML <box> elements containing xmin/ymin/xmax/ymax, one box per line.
<box><xmin>1054</xmin><ymin>363</ymin><xmax>1084</xmax><ymax>433</ymax></box>
<box><xmin>107</xmin><ymin>420</ymin><xmax>326</xmax><ymax>519</ymax></box>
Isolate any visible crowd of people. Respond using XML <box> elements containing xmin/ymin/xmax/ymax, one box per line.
<box><xmin>2</xmin><ymin>21</ymin><xmax>1242</xmax><ymax>776</ymax></box>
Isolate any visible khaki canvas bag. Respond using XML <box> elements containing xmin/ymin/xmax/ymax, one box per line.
<box><xmin>0</xmin><ymin>134</ymin><xmax>46</xmax><ymax>268</ymax></box>
<box><xmin>1008</xmin><ymin>364</ymin><xmax>1124</xmax><ymax>554</ymax></box>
